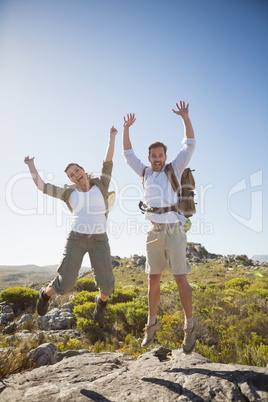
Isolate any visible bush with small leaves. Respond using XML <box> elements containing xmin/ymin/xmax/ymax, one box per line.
<box><xmin>157</xmin><ymin>313</ymin><xmax>184</xmax><ymax>348</ymax></box>
<box><xmin>73</xmin><ymin>302</ymin><xmax>95</xmax><ymax>319</ymax></box>
<box><xmin>225</xmin><ymin>278</ymin><xmax>250</xmax><ymax>291</ymax></box>
<box><xmin>72</xmin><ymin>291</ymin><xmax>98</xmax><ymax>306</ymax></box>
<box><xmin>75</xmin><ymin>277</ymin><xmax>98</xmax><ymax>292</ymax></box>
<box><xmin>0</xmin><ymin>287</ymin><xmax>39</xmax><ymax>310</ymax></box>
<box><xmin>76</xmin><ymin>318</ymin><xmax>103</xmax><ymax>344</ymax></box>
<box><xmin>109</xmin><ymin>285</ymin><xmax>139</xmax><ymax>304</ymax></box>
<box><xmin>246</xmin><ymin>281</ymin><xmax>268</xmax><ymax>300</ymax></box>
<box><xmin>57</xmin><ymin>338</ymin><xmax>84</xmax><ymax>352</ymax></box>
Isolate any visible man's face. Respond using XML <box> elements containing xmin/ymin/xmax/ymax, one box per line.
<box><xmin>148</xmin><ymin>146</ymin><xmax>167</xmax><ymax>172</ymax></box>
<box><xmin>66</xmin><ymin>164</ymin><xmax>87</xmax><ymax>187</ymax></box>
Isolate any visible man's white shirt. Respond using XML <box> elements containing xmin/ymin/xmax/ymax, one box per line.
<box><xmin>123</xmin><ymin>138</ymin><xmax>196</xmax><ymax>224</ymax></box>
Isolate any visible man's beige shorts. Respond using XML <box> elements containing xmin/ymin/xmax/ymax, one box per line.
<box><xmin>145</xmin><ymin>222</ymin><xmax>191</xmax><ymax>275</ymax></box>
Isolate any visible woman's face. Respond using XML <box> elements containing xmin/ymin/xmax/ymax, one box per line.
<box><xmin>66</xmin><ymin>164</ymin><xmax>87</xmax><ymax>187</ymax></box>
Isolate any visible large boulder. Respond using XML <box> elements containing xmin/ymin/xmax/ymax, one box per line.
<box><xmin>27</xmin><ymin>343</ymin><xmax>58</xmax><ymax>368</ymax></box>
<box><xmin>1</xmin><ymin>347</ymin><xmax>267</xmax><ymax>401</ymax></box>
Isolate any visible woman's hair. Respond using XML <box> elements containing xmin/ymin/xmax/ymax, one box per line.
<box><xmin>148</xmin><ymin>141</ymin><xmax>167</xmax><ymax>155</ymax></box>
<box><xmin>64</xmin><ymin>163</ymin><xmax>84</xmax><ymax>174</ymax></box>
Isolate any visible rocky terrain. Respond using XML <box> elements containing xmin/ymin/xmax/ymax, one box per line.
<box><xmin>1</xmin><ymin>243</ymin><xmax>267</xmax><ymax>401</ymax></box>
<box><xmin>0</xmin><ymin>346</ymin><xmax>267</xmax><ymax>401</ymax></box>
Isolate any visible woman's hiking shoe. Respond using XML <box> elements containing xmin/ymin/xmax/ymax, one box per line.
<box><xmin>36</xmin><ymin>287</ymin><xmax>50</xmax><ymax>316</ymax></box>
<box><xmin>183</xmin><ymin>324</ymin><xmax>196</xmax><ymax>355</ymax></box>
<box><xmin>141</xmin><ymin>319</ymin><xmax>162</xmax><ymax>348</ymax></box>
<box><xmin>93</xmin><ymin>295</ymin><xmax>107</xmax><ymax>323</ymax></box>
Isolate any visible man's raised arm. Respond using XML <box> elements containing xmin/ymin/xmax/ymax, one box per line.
<box><xmin>123</xmin><ymin>113</ymin><xmax>136</xmax><ymax>150</ymax></box>
<box><xmin>172</xmin><ymin>101</ymin><xmax>195</xmax><ymax>139</ymax></box>
<box><xmin>24</xmin><ymin>156</ymin><xmax>45</xmax><ymax>192</ymax></box>
<box><xmin>122</xmin><ymin>113</ymin><xmax>146</xmax><ymax>177</ymax></box>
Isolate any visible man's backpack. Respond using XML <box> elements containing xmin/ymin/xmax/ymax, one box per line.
<box><xmin>139</xmin><ymin>163</ymin><xmax>196</xmax><ymax>218</ymax></box>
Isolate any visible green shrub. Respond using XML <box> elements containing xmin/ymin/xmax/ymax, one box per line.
<box><xmin>157</xmin><ymin>313</ymin><xmax>184</xmax><ymax>348</ymax></box>
<box><xmin>109</xmin><ymin>285</ymin><xmax>139</xmax><ymax>304</ymax></box>
<box><xmin>76</xmin><ymin>318</ymin><xmax>103</xmax><ymax>343</ymax></box>
<box><xmin>72</xmin><ymin>291</ymin><xmax>98</xmax><ymax>306</ymax></box>
<box><xmin>246</xmin><ymin>281</ymin><xmax>268</xmax><ymax>300</ymax></box>
<box><xmin>225</xmin><ymin>278</ymin><xmax>250</xmax><ymax>291</ymax></box>
<box><xmin>190</xmin><ymin>282</ymin><xmax>206</xmax><ymax>290</ymax></box>
<box><xmin>160</xmin><ymin>282</ymin><xmax>177</xmax><ymax>295</ymax></box>
<box><xmin>125</xmin><ymin>300</ymin><xmax>148</xmax><ymax>335</ymax></box>
<box><xmin>223</xmin><ymin>288</ymin><xmax>244</xmax><ymax>298</ymax></box>
<box><xmin>57</xmin><ymin>338</ymin><xmax>84</xmax><ymax>352</ymax></box>
<box><xmin>239</xmin><ymin>343</ymin><xmax>268</xmax><ymax>366</ymax></box>
<box><xmin>106</xmin><ymin>299</ymin><xmax>147</xmax><ymax>337</ymax></box>
<box><xmin>0</xmin><ymin>287</ymin><xmax>39</xmax><ymax>310</ymax></box>
<box><xmin>73</xmin><ymin>302</ymin><xmax>95</xmax><ymax>318</ymax></box>
<box><xmin>94</xmin><ymin>341</ymin><xmax>105</xmax><ymax>353</ymax></box>
<box><xmin>72</xmin><ymin>284</ymin><xmax>138</xmax><ymax>307</ymax></box>
<box><xmin>75</xmin><ymin>277</ymin><xmax>98</xmax><ymax>292</ymax></box>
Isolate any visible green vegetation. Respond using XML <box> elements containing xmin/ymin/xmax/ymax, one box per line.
<box><xmin>75</xmin><ymin>277</ymin><xmax>98</xmax><ymax>292</ymax></box>
<box><xmin>0</xmin><ymin>287</ymin><xmax>39</xmax><ymax>310</ymax></box>
<box><xmin>0</xmin><ymin>332</ymin><xmax>46</xmax><ymax>378</ymax></box>
<box><xmin>0</xmin><ymin>256</ymin><xmax>267</xmax><ymax>379</ymax></box>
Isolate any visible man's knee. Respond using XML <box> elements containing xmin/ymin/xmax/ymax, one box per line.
<box><xmin>174</xmin><ymin>274</ymin><xmax>188</xmax><ymax>285</ymax></box>
<box><xmin>148</xmin><ymin>274</ymin><xmax>161</xmax><ymax>287</ymax></box>
<box><xmin>99</xmin><ymin>286</ymin><xmax>114</xmax><ymax>297</ymax></box>
<box><xmin>50</xmin><ymin>276</ymin><xmax>76</xmax><ymax>295</ymax></box>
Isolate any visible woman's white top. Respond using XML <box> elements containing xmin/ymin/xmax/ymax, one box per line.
<box><xmin>69</xmin><ymin>186</ymin><xmax>107</xmax><ymax>234</ymax></box>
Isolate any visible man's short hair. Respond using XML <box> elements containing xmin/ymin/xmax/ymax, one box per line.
<box><xmin>148</xmin><ymin>142</ymin><xmax>167</xmax><ymax>155</ymax></box>
<box><xmin>64</xmin><ymin>163</ymin><xmax>84</xmax><ymax>174</ymax></box>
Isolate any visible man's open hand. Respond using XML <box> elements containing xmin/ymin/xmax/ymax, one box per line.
<box><xmin>123</xmin><ymin>113</ymin><xmax>136</xmax><ymax>128</ymax></box>
<box><xmin>172</xmin><ymin>101</ymin><xmax>189</xmax><ymax>119</ymax></box>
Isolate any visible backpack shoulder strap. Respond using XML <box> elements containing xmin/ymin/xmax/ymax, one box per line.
<box><xmin>141</xmin><ymin>166</ymin><xmax>148</xmax><ymax>186</ymax></box>
<box><xmin>164</xmin><ymin>162</ymin><xmax>180</xmax><ymax>195</ymax></box>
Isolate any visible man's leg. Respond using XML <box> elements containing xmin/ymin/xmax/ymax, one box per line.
<box><xmin>174</xmin><ymin>274</ymin><xmax>192</xmax><ymax>319</ymax></box>
<box><xmin>44</xmin><ymin>286</ymin><xmax>57</xmax><ymax>297</ymax></box>
<box><xmin>142</xmin><ymin>225</ymin><xmax>166</xmax><ymax>348</ymax></box>
<box><xmin>141</xmin><ymin>273</ymin><xmax>163</xmax><ymax>348</ymax></box>
<box><xmin>148</xmin><ymin>273</ymin><xmax>162</xmax><ymax>317</ymax></box>
<box><xmin>174</xmin><ymin>273</ymin><xmax>196</xmax><ymax>354</ymax></box>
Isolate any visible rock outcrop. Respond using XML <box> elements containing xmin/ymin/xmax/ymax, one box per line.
<box><xmin>0</xmin><ymin>347</ymin><xmax>267</xmax><ymax>401</ymax></box>
<box><xmin>37</xmin><ymin>306</ymin><xmax>76</xmax><ymax>331</ymax></box>
<box><xmin>185</xmin><ymin>243</ymin><xmax>268</xmax><ymax>270</ymax></box>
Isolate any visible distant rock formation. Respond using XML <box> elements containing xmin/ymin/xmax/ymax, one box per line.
<box><xmin>252</xmin><ymin>255</ymin><xmax>268</xmax><ymax>263</ymax></box>
<box><xmin>186</xmin><ymin>243</ymin><xmax>268</xmax><ymax>270</ymax></box>
<box><xmin>1</xmin><ymin>347</ymin><xmax>267</xmax><ymax>401</ymax></box>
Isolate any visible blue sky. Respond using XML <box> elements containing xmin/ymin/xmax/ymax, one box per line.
<box><xmin>1</xmin><ymin>0</ymin><xmax>267</xmax><ymax>265</ymax></box>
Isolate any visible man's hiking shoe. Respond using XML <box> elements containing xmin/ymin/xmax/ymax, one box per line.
<box><xmin>141</xmin><ymin>319</ymin><xmax>162</xmax><ymax>348</ymax></box>
<box><xmin>36</xmin><ymin>287</ymin><xmax>50</xmax><ymax>316</ymax></box>
<box><xmin>183</xmin><ymin>324</ymin><xmax>196</xmax><ymax>355</ymax></box>
<box><xmin>93</xmin><ymin>295</ymin><xmax>107</xmax><ymax>323</ymax></box>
